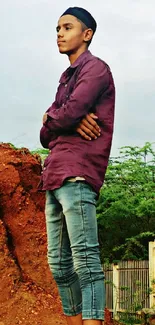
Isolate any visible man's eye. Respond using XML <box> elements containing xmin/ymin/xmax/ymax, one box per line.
<box><xmin>66</xmin><ymin>26</ymin><xmax>71</xmax><ymax>30</ymax></box>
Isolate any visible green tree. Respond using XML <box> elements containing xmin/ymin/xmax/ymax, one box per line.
<box><xmin>97</xmin><ymin>142</ymin><xmax>155</xmax><ymax>262</ymax></box>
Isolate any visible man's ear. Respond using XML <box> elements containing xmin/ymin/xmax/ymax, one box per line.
<box><xmin>83</xmin><ymin>29</ymin><xmax>93</xmax><ymax>43</ymax></box>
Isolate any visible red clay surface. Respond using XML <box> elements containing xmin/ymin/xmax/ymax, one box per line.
<box><xmin>0</xmin><ymin>143</ymin><xmax>67</xmax><ymax>325</ymax></box>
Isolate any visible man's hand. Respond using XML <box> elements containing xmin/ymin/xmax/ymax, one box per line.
<box><xmin>76</xmin><ymin>113</ymin><xmax>101</xmax><ymax>140</ymax></box>
<box><xmin>43</xmin><ymin>113</ymin><xmax>48</xmax><ymax>124</ymax></box>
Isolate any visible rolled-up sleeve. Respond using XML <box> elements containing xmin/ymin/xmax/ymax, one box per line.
<box><xmin>45</xmin><ymin>59</ymin><xmax>110</xmax><ymax>131</ymax></box>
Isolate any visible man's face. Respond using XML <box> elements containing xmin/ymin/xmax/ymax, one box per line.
<box><xmin>56</xmin><ymin>15</ymin><xmax>87</xmax><ymax>54</ymax></box>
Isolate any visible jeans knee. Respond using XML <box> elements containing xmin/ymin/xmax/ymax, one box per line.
<box><xmin>48</xmin><ymin>261</ymin><xmax>78</xmax><ymax>286</ymax></box>
<box><xmin>74</xmin><ymin>257</ymin><xmax>104</xmax><ymax>287</ymax></box>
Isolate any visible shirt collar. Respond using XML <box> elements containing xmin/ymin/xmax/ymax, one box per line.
<box><xmin>59</xmin><ymin>50</ymin><xmax>92</xmax><ymax>83</ymax></box>
<box><xmin>70</xmin><ymin>50</ymin><xmax>92</xmax><ymax>68</ymax></box>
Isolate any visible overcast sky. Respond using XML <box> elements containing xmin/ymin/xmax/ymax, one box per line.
<box><xmin>0</xmin><ymin>0</ymin><xmax>154</xmax><ymax>156</ymax></box>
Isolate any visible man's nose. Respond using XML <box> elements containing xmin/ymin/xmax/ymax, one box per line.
<box><xmin>57</xmin><ymin>29</ymin><xmax>64</xmax><ymax>38</ymax></box>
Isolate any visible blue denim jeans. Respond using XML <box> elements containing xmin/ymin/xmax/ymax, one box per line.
<box><xmin>45</xmin><ymin>181</ymin><xmax>105</xmax><ymax>320</ymax></box>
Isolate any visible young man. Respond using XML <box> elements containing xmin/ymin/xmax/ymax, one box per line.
<box><xmin>39</xmin><ymin>7</ymin><xmax>115</xmax><ymax>325</ymax></box>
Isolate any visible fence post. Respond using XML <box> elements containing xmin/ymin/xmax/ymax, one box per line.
<box><xmin>113</xmin><ymin>264</ymin><xmax>119</xmax><ymax>317</ymax></box>
<box><xmin>149</xmin><ymin>241</ymin><xmax>155</xmax><ymax>307</ymax></box>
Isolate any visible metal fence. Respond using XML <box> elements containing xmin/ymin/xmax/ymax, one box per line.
<box><xmin>103</xmin><ymin>260</ymin><xmax>150</xmax><ymax>312</ymax></box>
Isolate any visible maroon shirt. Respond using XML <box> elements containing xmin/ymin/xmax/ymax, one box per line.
<box><xmin>39</xmin><ymin>50</ymin><xmax>115</xmax><ymax>193</ymax></box>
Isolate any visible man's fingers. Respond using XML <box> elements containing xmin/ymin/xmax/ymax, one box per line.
<box><xmin>78</xmin><ymin>124</ymin><xmax>98</xmax><ymax>139</ymax></box>
<box><xmin>85</xmin><ymin>114</ymin><xmax>98</xmax><ymax>126</ymax></box>
<box><xmin>85</xmin><ymin>114</ymin><xmax>101</xmax><ymax>131</ymax></box>
<box><xmin>81</xmin><ymin>121</ymin><xmax>100</xmax><ymax>136</ymax></box>
<box><xmin>81</xmin><ymin>118</ymin><xmax>101</xmax><ymax>136</ymax></box>
<box><xmin>89</xmin><ymin>113</ymin><xmax>98</xmax><ymax>119</ymax></box>
<box><xmin>76</xmin><ymin>128</ymin><xmax>91</xmax><ymax>140</ymax></box>
<box><xmin>76</xmin><ymin>112</ymin><xmax>101</xmax><ymax>140</ymax></box>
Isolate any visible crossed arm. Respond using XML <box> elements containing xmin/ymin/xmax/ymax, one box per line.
<box><xmin>40</xmin><ymin>59</ymin><xmax>109</xmax><ymax>147</ymax></box>
<box><xmin>43</xmin><ymin>112</ymin><xmax>101</xmax><ymax>140</ymax></box>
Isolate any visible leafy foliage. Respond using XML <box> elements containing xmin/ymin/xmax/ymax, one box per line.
<box><xmin>97</xmin><ymin>142</ymin><xmax>155</xmax><ymax>262</ymax></box>
<box><xmin>30</xmin><ymin>148</ymin><xmax>49</xmax><ymax>163</ymax></box>
<box><xmin>31</xmin><ymin>148</ymin><xmax>49</xmax><ymax>156</ymax></box>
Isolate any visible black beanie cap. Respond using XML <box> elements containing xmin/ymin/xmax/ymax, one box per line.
<box><xmin>61</xmin><ymin>7</ymin><xmax>97</xmax><ymax>33</ymax></box>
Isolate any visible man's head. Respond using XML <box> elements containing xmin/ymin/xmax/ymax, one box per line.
<box><xmin>57</xmin><ymin>7</ymin><xmax>97</xmax><ymax>55</ymax></box>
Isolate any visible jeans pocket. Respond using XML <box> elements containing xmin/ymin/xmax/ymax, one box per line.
<box><xmin>80</xmin><ymin>182</ymin><xmax>97</xmax><ymax>205</ymax></box>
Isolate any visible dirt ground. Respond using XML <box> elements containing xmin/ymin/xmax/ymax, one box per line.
<box><xmin>0</xmin><ymin>143</ymin><xmax>67</xmax><ymax>325</ymax></box>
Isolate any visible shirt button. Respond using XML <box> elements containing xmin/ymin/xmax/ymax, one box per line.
<box><xmin>65</xmin><ymin>84</ymin><xmax>67</xmax><ymax>87</ymax></box>
<box><xmin>62</xmin><ymin>103</ymin><xmax>65</xmax><ymax>106</ymax></box>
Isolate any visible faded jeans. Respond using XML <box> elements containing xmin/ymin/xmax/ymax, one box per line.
<box><xmin>45</xmin><ymin>181</ymin><xmax>105</xmax><ymax>320</ymax></box>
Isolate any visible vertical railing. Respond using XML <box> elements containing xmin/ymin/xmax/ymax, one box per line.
<box><xmin>103</xmin><ymin>263</ymin><xmax>113</xmax><ymax>310</ymax></box>
<box><xmin>149</xmin><ymin>241</ymin><xmax>155</xmax><ymax>307</ymax></box>
<box><xmin>113</xmin><ymin>264</ymin><xmax>119</xmax><ymax>317</ymax></box>
<box><xmin>104</xmin><ymin>260</ymin><xmax>150</xmax><ymax>311</ymax></box>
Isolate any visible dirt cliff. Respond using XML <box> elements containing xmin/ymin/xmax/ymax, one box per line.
<box><xmin>0</xmin><ymin>143</ymin><xmax>66</xmax><ymax>325</ymax></box>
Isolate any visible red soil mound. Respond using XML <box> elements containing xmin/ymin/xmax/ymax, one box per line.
<box><xmin>0</xmin><ymin>143</ymin><xmax>66</xmax><ymax>325</ymax></box>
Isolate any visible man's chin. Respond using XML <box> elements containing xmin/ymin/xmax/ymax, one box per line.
<box><xmin>58</xmin><ymin>47</ymin><xmax>72</xmax><ymax>55</ymax></box>
<box><xmin>59</xmin><ymin>48</ymin><xmax>67</xmax><ymax>54</ymax></box>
